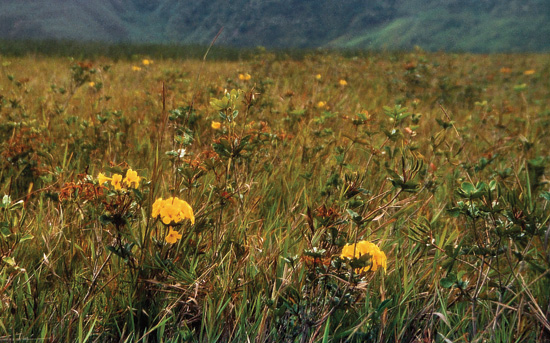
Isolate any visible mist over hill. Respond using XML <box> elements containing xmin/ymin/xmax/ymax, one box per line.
<box><xmin>1</xmin><ymin>0</ymin><xmax>549</xmax><ymax>52</ymax></box>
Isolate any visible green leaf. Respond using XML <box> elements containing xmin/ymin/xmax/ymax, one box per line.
<box><xmin>444</xmin><ymin>244</ymin><xmax>456</xmax><ymax>257</ymax></box>
<box><xmin>322</xmin><ymin>315</ymin><xmax>331</xmax><ymax>343</ymax></box>
<box><xmin>440</xmin><ymin>274</ymin><xmax>457</xmax><ymax>288</ymax></box>
<box><xmin>461</xmin><ymin>182</ymin><xmax>476</xmax><ymax>194</ymax></box>
<box><xmin>19</xmin><ymin>233</ymin><xmax>34</xmax><ymax>243</ymax></box>
<box><xmin>1</xmin><ymin>195</ymin><xmax>11</xmax><ymax>208</ymax></box>
<box><xmin>514</xmin><ymin>83</ymin><xmax>527</xmax><ymax>92</ymax></box>
<box><xmin>2</xmin><ymin>256</ymin><xmax>16</xmax><ymax>267</ymax></box>
<box><xmin>346</xmin><ymin>209</ymin><xmax>362</xmax><ymax>223</ymax></box>
<box><xmin>401</xmin><ymin>181</ymin><xmax>420</xmax><ymax>192</ymax></box>
<box><xmin>376</xmin><ymin>299</ymin><xmax>392</xmax><ymax>315</ymax></box>
<box><xmin>541</xmin><ymin>192</ymin><xmax>550</xmax><ymax>201</ymax></box>
<box><xmin>386</xmin><ymin>168</ymin><xmax>402</xmax><ymax>181</ymax></box>
<box><xmin>0</xmin><ymin>222</ymin><xmax>11</xmax><ymax>237</ymax></box>
<box><xmin>435</xmin><ymin>118</ymin><xmax>453</xmax><ymax>129</ymax></box>
<box><xmin>99</xmin><ymin>214</ymin><xmax>114</xmax><ymax>226</ymax></box>
<box><xmin>303</xmin><ymin>247</ymin><xmax>326</xmax><ymax>258</ymax></box>
<box><xmin>289</xmin><ymin>109</ymin><xmax>306</xmax><ymax>117</ymax></box>
<box><xmin>210</xmin><ymin>97</ymin><xmax>230</xmax><ymax>111</ymax></box>
<box><xmin>107</xmin><ymin>245</ymin><xmax>128</xmax><ymax>260</ymax></box>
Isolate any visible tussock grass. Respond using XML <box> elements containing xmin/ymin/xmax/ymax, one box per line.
<box><xmin>1</xmin><ymin>49</ymin><xmax>550</xmax><ymax>342</ymax></box>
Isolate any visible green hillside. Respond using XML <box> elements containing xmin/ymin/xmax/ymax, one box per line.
<box><xmin>0</xmin><ymin>0</ymin><xmax>549</xmax><ymax>52</ymax></box>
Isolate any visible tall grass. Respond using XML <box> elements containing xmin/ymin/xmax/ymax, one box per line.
<box><xmin>1</xmin><ymin>49</ymin><xmax>549</xmax><ymax>342</ymax></box>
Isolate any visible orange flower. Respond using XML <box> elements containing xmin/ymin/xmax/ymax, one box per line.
<box><xmin>339</xmin><ymin>79</ymin><xmax>348</xmax><ymax>86</ymax></box>
<box><xmin>523</xmin><ymin>69</ymin><xmax>535</xmax><ymax>75</ymax></box>
<box><xmin>211</xmin><ymin>121</ymin><xmax>222</xmax><ymax>130</ymax></box>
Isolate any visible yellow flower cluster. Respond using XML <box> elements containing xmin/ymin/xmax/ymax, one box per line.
<box><xmin>341</xmin><ymin>240</ymin><xmax>387</xmax><ymax>273</ymax></box>
<box><xmin>211</xmin><ymin>121</ymin><xmax>222</xmax><ymax>130</ymax></box>
<box><xmin>152</xmin><ymin>197</ymin><xmax>195</xmax><ymax>226</ymax></box>
<box><xmin>238</xmin><ymin>73</ymin><xmax>251</xmax><ymax>81</ymax></box>
<box><xmin>142</xmin><ymin>59</ymin><xmax>153</xmax><ymax>66</ymax></box>
<box><xmin>97</xmin><ymin>168</ymin><xmax>141</xmax><ymax>190</ymax></box>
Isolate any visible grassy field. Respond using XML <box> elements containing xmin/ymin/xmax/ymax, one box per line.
<box><xmin>1</xmin><ymin>49</ymin><xmax>550</xmax><ymax>342</ymax></box>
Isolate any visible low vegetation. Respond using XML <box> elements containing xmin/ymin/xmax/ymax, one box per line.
<box><xmin>1</xmin><ymin>48</ymin><xmax>549</xmax><ymax>342</ymax></box>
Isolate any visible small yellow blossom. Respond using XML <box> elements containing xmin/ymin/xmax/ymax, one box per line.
<box><xmin>88</xmin><ymin>82</ymin><xmax>95</xmax><ymax>88</ymax></box>
<box><xmin>142</xmin><ymin>59</ymin><xmax>153</xmax><ymax>66</ymax></box>
<box><xmin>98</xmin><ymin>172</ymin><xmax>111</xmax><ymax>185</ymax></box>
<box><xmin>111</xmin><ymin>174</ymin><xmax>123</xmax><ymax>190</ymax></box>
<box><xmin>165</xmin><ymin>227</ymin><xmax>182</xmax><ymax>244</ymax></box>
<box><xmin>315</xmin><ymin>74</ymin><xmax>322</xmax><ymax>80</ymax></box>
<box><xmin>238</xmin><ymin>73</ymin><xmax>251</xmax><ymax>81</ymax></box>
<box><xmin>132</xmin><ymin>66</ymin><xmax>142</xmax><ymax>71</ymax></box>
<box><xmin>341</xmin><ymin>240</ymin><xmax>387</xmax><ymax>273</ymax></box>
<box><xmin>523</xmin><ymin>69</ymin><xmax>535</xmax><ymax>75</ymax></box>
<box><xmin>317</xmin><ymin>101</ymin><xmax>327</xmax><ymax>109</ymax></box>
<box><xmin>123</xmin><ymin>169</ymin><xmax>141</xmax><ymax>188</ymax></box>
<box><xmin>211</xmin><ymin>121</ymin><xmax>222</xmax><ymax>130</ymax></box>
<box><xmin>339</xmin><ymin>79</ymin><xmax>348</xmax><ymax>86</ymax></box>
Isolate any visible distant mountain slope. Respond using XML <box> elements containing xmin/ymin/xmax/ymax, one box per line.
<box><xmin>0</xmin><ymin>0</ymin><xmax>549</xmax><ymax>52</ymax></box>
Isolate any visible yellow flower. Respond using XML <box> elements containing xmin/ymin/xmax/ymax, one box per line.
<box><xmin>98</xmin><ymin>172</ymin><xmax>111</xmax><ymax>185</ymax></box>
<box><xmin>317</xmin><ymin>101</ymin><xmax>327</xmax><ymax>109</ymax></box>
<box><xmin>179</xmin><ymin>199</ymin><xmax>195</xmax><ymax>224</ymax></box>
<box><xmin>339</xmin><ymin>79</ymin><xmax>348</xmax><ymax>86</ymax></box>
<box><xmin>123</xmin><ymin>169</ymin><xmax>141</xmax><ymax>188</ymax></box>
<box><xmin>111</xmin><ymin>174</ymin><xmax>123</xmax><ymax>190</ymax></box>
<box><xmin>142</xmin><ymin>59</ymin><xmax>153</xmax><ymax>66</ymax></box>
<box><xmin>524</xmin><ymin>69</ymin><xmax>535</xmax><ymax>75</ymax></box>
<box><xmin>238</xmin><ymin>73</ymin><xmax>251</xmax><ymax>81</ymax></box>
<box><xmin>152</xmin><ymin>197</ymin><xmax>195</xmax><ymax>225</ymax></box>
<box><xmin>132</xmin><ymin>66</ymin><xmax>142</xmax><ymax>71</ymax></box>
<box><xmin>211</xmin><ymin>121</ymin><xmax>221</xmax><ymax>130</ymax></box>
<box><xmin>165</xmin><ymin>228</ymin><xmax>182</xmax><ymax>244</ymax></box>
<box><xmin>341</xmin><ymin>240</ymin><xmax>387</xmax><ymax>273</ymax></box>
<box><xmin>315</xmin><ymin>74</ymin><xmax>322</xmax><ymax>80</ymax></box>
<box><xmin>152</xmin><ymin>198</ymin><xmax>163</xmax><ymax>218</ymax></box>
<box><xmin>160</xmin><ymin>199</ymin><xmax>181</xmax><ymax>224</ymax></box>
<box><xmin>88</xmin><ymin>82</ymin><xmax>95</xmax><ymax>88</ymax></box>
